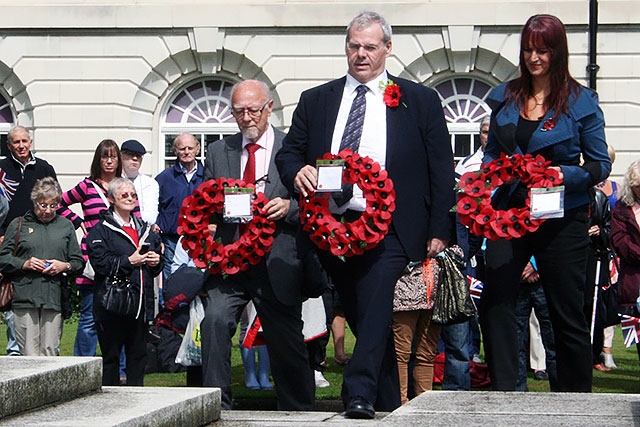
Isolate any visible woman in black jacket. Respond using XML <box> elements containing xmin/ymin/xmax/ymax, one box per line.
<box><xmin>87</xmin><ymin>177</ymin><xmax>162</xmax><ymax>386</ymax></box>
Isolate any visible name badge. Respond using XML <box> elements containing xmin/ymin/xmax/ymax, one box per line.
<box><xmin>316</xmin><ymin>159</ymin><xmax>345</xmax><ymax>193</ymax></box>
<box><xmin>223</xmin><ymin>187</ymin><xmax>254</xmax><ymax>223</ymax></box>
<box><xmin>530</xmin><ymin>186</ymin><xmax>565</xmax><ymax>219</ymax></box>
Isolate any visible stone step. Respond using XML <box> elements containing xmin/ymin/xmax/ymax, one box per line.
<box><xmin>0</xmin><ymin>386</ymin><xmax>220</xmax><ymax>427</ymax></box>
<box><xmin>0</xmin><ymin>356</ymin><xmax>102</xmax><ymax>419</ymax></box>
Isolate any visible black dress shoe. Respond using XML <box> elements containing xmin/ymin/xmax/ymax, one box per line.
<box><xmin>345</xmin><ymin>396</ymin><xmax>375</xmax><ymax>419</ymax></box>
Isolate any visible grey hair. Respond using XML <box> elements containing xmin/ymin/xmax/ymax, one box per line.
<box><xmin>30</xmin><ymin>177</ymin><xmax>62</xmax><ymax>204</ymax></box>
<box><xmin>346</xmin><ymin>11</ymin><xmax>392</xmax><ymax>44</ymax></box>
<box><xmin>618</xmin><ymin>160</ymin><xmax>640</xmax><ymax>207</ymax></box>
<box><xmin>8</xmin><ymin>125</ymin><xmax>32</xmax><ymax>143</ymax></box>
<box><xmin>107</xmin><ymin>177</ymin><xmax>135</xmax><ymax>202</ymax></box>
<box><xmin>172</xmin><ymin>132</ymin><xmax>200</xmax><ymax>151</ymax></box>
<box><xmin>480</xmin><ymin>116</ymin><xmax>491</xmax><ymax>131</ymax></box>
<box><xmin>230</xmin><ymin>80</ymin><xmax>272</xmax><ymax>103</ymax></box>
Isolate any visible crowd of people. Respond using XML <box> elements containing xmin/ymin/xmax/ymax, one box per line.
<box><xmin>0</xmin><ymin>10</ymin><xmax>636</xmax><ymax>420</ymax></box>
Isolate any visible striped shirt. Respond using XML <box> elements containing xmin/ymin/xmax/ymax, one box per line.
<box><xmin>57</xmin><ymin>177</ymin><xmax>140</xmax><ymax>287</ymax></box>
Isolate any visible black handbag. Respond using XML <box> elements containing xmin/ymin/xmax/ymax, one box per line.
<box><xmin>101</xmin><ymin>259</ymin><xmax>141</xmax><ymax>318</ymax></box>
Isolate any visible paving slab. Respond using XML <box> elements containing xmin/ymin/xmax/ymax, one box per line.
<box><xmin>381</xmin><ymin>391</ymin><xmax>640</xmax><ymax>426</ymax></box>
<box><xmin>215</xmin><ymin>409</ymin><xmax>389</xmax><ymax>426</ymax></box>
<box><xmin>0</xmin><ymin>356</ymin><xmax>102</xmax><ymax>419</ymax></box>
<box><xmin>0</xmin><ymin>386</ymin><xmax>221</xmax><ymax>427</ymax></box>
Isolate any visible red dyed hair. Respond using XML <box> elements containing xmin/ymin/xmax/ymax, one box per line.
<box><xmin>505</xmin><ymin>14</ymin><xmax>580</xmax><ymax>119</ymax></box>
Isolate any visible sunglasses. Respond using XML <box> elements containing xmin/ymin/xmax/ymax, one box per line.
<box><xmin>119</xmin><ymin>192</ymin><xmax>138</xmax><ymax>200</ymax></box>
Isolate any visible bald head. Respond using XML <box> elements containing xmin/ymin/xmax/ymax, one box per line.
<box><xmin>230</xmin><ymin>80</ymin><xmax>274</xmax><ymax>142</ymax></box>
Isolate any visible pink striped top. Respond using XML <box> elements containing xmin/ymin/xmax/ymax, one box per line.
<box><xmin>57</xmin><ymin>177</ymin><xmax>140</xmax><ymax>288</ymax></box>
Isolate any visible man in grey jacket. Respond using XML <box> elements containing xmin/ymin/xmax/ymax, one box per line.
<box><xmin>201</xmin><ymin>79</ymin><xmax>315</xmax><ymax>411</ymax></box>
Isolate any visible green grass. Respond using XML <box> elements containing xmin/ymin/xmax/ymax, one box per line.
<box><xmin>2</xmin><ymin>316</ymin><xmax>639</xmax><ymax>398</ymax></box>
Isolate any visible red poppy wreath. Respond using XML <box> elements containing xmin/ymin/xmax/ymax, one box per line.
<box><xmin>177</xmin><ymin>178</ymin><xmax>276</xmax><ymax>276</ymax></box>
<box><xmin>300</xmin><ymin>149</ymin><xmax>396</xmax><ymax>258</ymax></box>
<box><xmin>456</xmin><ymin>153</ymin><xmax>563</xmax><ymax>240</ymax></box>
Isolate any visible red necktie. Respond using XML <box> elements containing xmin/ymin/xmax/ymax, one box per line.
<box><xmin>243</xmin><ymin>143</ymin><xmax>260</xmax><ymax>185</ymax></box>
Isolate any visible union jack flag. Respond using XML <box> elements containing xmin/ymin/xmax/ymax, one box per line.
<box><xmin>467</xmin><ymin>275</ymin><xmax>484</xmax><ymax>312</ymax></box>
<box><xmin>0</xmin><ymin>169</ymin><xmax>19</xmax><ymax>201</ymax></box>
<box><xmin>620</xmin><ymin>314</ymin><xmax>640</xmax><ymax>348</ymax></box>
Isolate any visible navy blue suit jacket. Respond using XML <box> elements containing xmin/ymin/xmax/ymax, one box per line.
<box><xmin>276</xmin><ymin>74</ymin><xmax>455</xmax><ymax>261</ymax></box>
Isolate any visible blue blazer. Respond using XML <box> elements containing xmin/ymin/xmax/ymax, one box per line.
<box><xmin>484</xmin><ymin>82</ymin><xmax>611</xmax><ymax>210</ymax></box>
<box><xmin>276</xmin><ymin>74</ymin><xmax>455</xmax><ymax>261</ymax></box>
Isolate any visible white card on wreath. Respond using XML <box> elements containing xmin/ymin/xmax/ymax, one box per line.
<box><xmin>225</xmin><ymin>192</ymin><xmax>252</xmax><ymax>217</ymax></box>
<box><xmin>316</xmin><ymin>164</ymin><xmax>344</xmax><ymax>192</ymax></box>
<box><xmin>530</xmin><ymin>186</ymin><xmax>564</xmax><ymax>219</ymax></box>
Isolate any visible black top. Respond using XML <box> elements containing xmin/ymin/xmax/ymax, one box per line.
<box><xmin>515</xmin><ymin>116</ymin><xmax>541</xmax><ymax>153</ymax></box>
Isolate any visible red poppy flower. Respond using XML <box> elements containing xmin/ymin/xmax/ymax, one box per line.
<box><xmin>459</xmin><ymin>172</ymin><xmax>481</xmax><ymax>191</ymax></box>
<box><xmin>464</xmin><ymin>180</ymin><xmax>489</xmax><ymax>198</ymax></box>
<box><xmin>535</xmin><ymin>168</ymin><xmax>562</xmax><ymax>188</ymax></box>
<box><xmin>457</xmin><ymin>196</ymin><xmax>480</xmax><ymax>216</ymax></box>
<box><xmin>542</xmin><ymin>117</ymin><xmax>556</xmax><ymax>131</ymax></box>
<box><xmin>383</xmin><ymin>83</ymin><xmax>402</xmax><ymax>108</ymax></box>
<box><xmin>489</xmin><ymin>211</ymin><xmax>511</xmax><ymax>239</ymax></box>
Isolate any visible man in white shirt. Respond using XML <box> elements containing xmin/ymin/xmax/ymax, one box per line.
<box><xmin>121</xmin><ymin>139</ymin><xmax>159</xmax><ymax>225</ymax></box>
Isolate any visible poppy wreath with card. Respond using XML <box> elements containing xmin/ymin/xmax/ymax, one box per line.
<box><xmin>177</xmin><ymin>178</ymin><xmax>276</xmax><ymax>276</ymax></box>
<box><xmin>455</xmin><ymin>153</ymin><xmax>563</xmax><ymax>240</ymax></box>
<box><xmin>300</xmin><ymin>149</ymin><xmax>396</xmax><ymax>259</ymax></box>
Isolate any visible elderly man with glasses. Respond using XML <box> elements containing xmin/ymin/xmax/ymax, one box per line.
<box><xmin>201</xmin><ymin>79</ymin><xmax>321</xmax><ymax>411</ymax></box>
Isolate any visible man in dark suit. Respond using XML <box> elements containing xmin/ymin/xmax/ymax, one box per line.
<box><xmin>201</xmin><ymin>79</ymin><xmax>315</xmax><ymax>411</ymax></box>
<box><xmin>276</xmin><ymin>11</ymin><xmax>454</xmax><ymax>418</ymax></box>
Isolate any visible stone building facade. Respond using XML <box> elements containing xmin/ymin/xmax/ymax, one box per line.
<box><xmin>0</xmin><ymin>0</ymin><xmax>638</xmax><ymax>189</ymax></box>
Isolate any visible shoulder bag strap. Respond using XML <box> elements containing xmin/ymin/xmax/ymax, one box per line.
<box><xmin>89</xmin><ymin>180</ymin><xmax>110</xmax><ymax>209</ymax></box>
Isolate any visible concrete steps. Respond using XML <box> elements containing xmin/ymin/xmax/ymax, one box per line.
<box><xmin>0</xmin><ymin>356</ymin><xmax>220</xmax><ymax>426</ymax></box>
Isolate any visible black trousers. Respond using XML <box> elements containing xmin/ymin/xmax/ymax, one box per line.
<box><xmin>200</xmin><ymin>261</ymin><xmax>314</xmax><ymax>411</ymax></box>
<box><xmin>96</xmin><ymin>312</ymin><xmax>147</xmax><ymax>386</ymax></box>
<box><xmin>480</xmin><ymin>205</ymin><xmax>592</xmax><ymax>391</ymax></box>
<box><xmin>318</xmin><ymin>225</ymin><xmax>407</xmax><ymax>412</ymax></box>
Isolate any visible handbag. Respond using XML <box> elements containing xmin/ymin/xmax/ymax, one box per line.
<box><xmin>431</xmin><ymin>246</ymin><xmax>475</xmax><ymax>325</ymax></box>
<box><xmin>60</xmin><ymin>272</ymin><xmax>73</xmax><ymax>320</ymax></box>
<box><xmin>100</xmin><ymin>258</ymin><xmax>142</xmax><ymax>318</ymax></box>
<box><xmin>596</xmin><ymin>254</ymin><xmax>621</xmax><ymax>328</ymax></box>
<box><xmin>0</xmin><ymin>217</ymin><xmax>24</xmax><ymax>312</ymax></box>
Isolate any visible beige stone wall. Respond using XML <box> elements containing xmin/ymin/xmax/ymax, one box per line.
<box><xmin>0</xmin><ymin>1</ymin><xmax>637</xmax><ymax>188</ymax></box>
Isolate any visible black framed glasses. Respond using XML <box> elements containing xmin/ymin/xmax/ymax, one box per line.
<box><xmin>231</xmin><ymin>100</ymin><xmax>272</xmax><ymax>119</ymax></box>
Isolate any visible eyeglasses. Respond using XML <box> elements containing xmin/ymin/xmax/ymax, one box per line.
<box><xmin>118</xmin><ymin>192</ymin><xmax>138</xmax><ymax>200</ymax></box>
<box><xmin>231</xmin><ymin>100</ymin><xmax>272</xmax><ymax>119</ymax></box>
<box><xmin>37</xmin><ymin>202</ymin><xmax>59</xmax><ymax>211</ymax></box>
<box><xmin>346</xmin><ymin>42</ymin><xmax>384</xmax><ymax>53</ymax></box>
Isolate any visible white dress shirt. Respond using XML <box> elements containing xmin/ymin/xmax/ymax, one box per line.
<box><xmin>241</xmin><ymin>125</ymin><xmax>275</xmax><ymax>194</ymax></box>
<box><xmin>330</xmin><ymin>71</ymin><xmax>388</xmax><ymax>213</ymax></box>
<box><xmin>126</xmin><ymin>173</ymin><xmax>160</xmax><ymax>225</ymax></box>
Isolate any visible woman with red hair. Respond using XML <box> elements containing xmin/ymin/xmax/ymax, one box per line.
<box><xmin>479</xmin><ymin>14</ymin><xmax>611</xmax><ymax>392</ymax></box>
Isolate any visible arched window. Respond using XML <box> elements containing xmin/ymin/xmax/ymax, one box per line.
<box><xmin>160</xmin><ymin>79</ymin><xmax>239</xmax><ymax>169</ymax></box>
<box><xmin>433</xmin><ymin>77</ymin><xmax>493</xmax><ymax>163</ymax></box>
<box><xmin>0</xmin><ymin>93</ymin><xmax>14</xmax><ymax>157</ymax></box>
